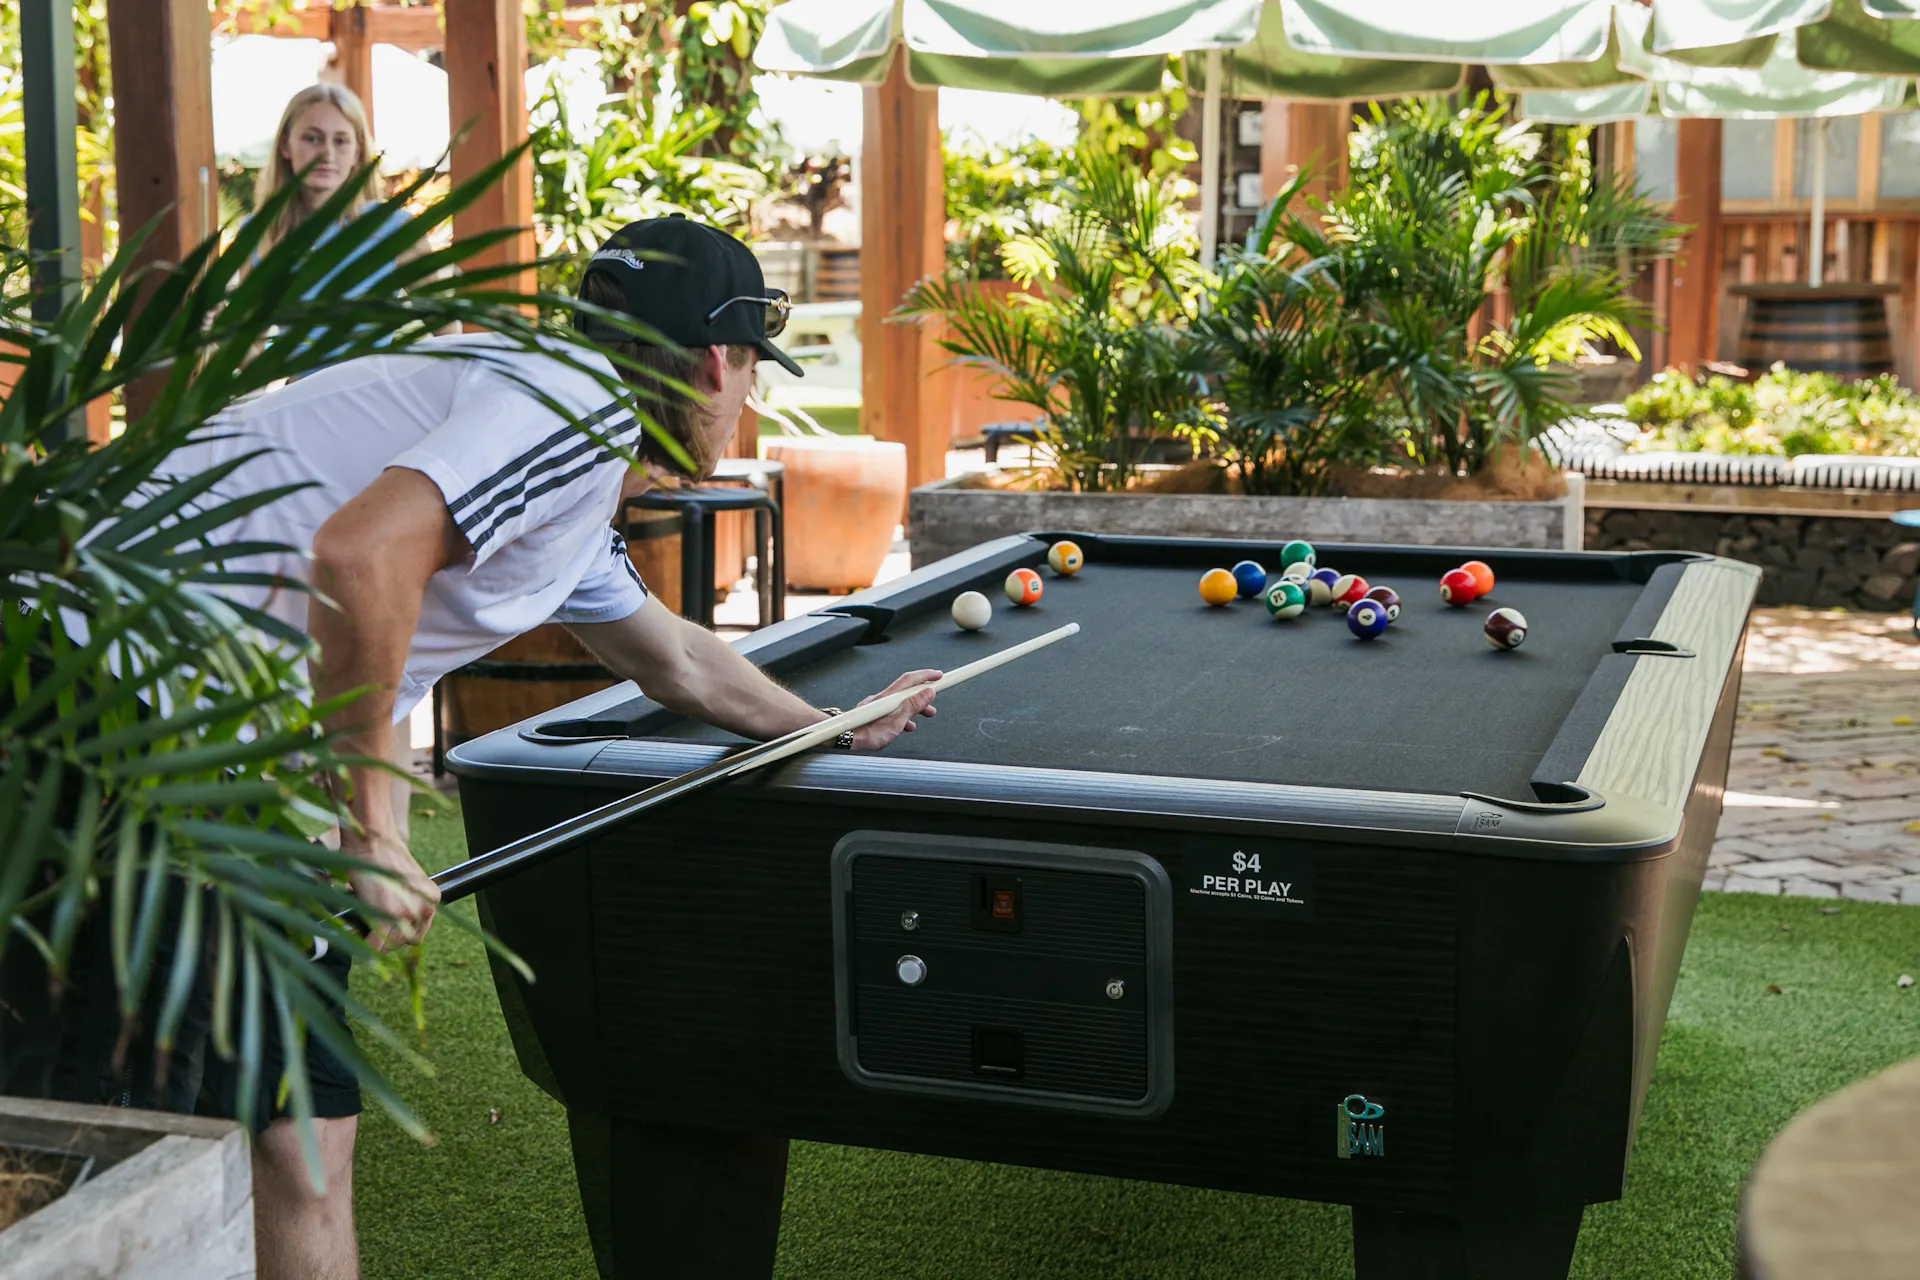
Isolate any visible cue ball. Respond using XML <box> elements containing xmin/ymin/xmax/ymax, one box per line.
<box><xmin>1484</xmin><ymin>606</ymin><xmax>1529</xmax><ymax>649</ymax></box>
<box><xmin>1281</xmin><ymin>539</ymin><xmax>1316</xmax><ymax>569</ymax></box>
<box><xmin>1364</xmin><ymin>585</ymin><xmax>1401</xmax><ymax>622</ymax></box>
<box><xmin>1231</xmin><ymin>559</ymin><xmax>1269</xmax><ymax>599</ymax></box>
<box><xmin>951</xmin><ymin>590</ymin><xmax>991</xmax><ymax>630</ymax></box>
<box><xmin>1461</xmin><ymin>559</ymin><xmax>1495</xmax><ymax>598</ymax></box>
<box><xmin>1304</xmin><ymin>568</ymin><xmax>1339</xmax><ymax>607</ymax></box>
<box><xmin>1004</xmin><ymin>568</ymin><xmax>1043</xmax><ymax>606</ymax></box>
<box><xmin>1440</xmin><ymin>568</ymin><xmax>1479</xmax><ymax>607</ymax></box>
<box><xmin>1047</xmin><ymin>540</ymin><xmax>1084</xmax><ymax>575</ymax></box>
<box><xmin>1346</xmin><ymin>598</ymin><xmax>1389</xmax><ymax>640</ymax></box>
<box><xmin>1330</xmin><ymin>573</ymin><xmax>1370</xmax><ymax>608</ymax></box>
<box><xmin>1199</xmin><ymin>568</ymin><xmax>1239</xmax><ymax>606</ymax></box>
<box><xmin>1263</xmin><ymin>579</ymin><xmax>1307</xmax><ymax>619</ymax></box>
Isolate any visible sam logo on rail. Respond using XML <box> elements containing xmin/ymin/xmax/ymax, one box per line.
<box><xmin>1336</xmin><ymin>1094</ymin><xmax>1386</xmax><ymax>1159</ymax></box>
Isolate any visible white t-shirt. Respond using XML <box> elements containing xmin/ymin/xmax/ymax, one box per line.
<box><xmin>151</xmin><ymin>333</ymin><xmax>650</xmax><ymax>723</ymax></box>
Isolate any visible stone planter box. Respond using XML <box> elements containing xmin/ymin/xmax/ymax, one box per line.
<box><xmin>0</xmin><ymin>1097</ymin><xmax>252</xmax><ymax>1279</ymax></box>
<box><xmin>908</xmin><ymin>473</ymin><xmax>1586</xmax><ymax>568</ymax></box>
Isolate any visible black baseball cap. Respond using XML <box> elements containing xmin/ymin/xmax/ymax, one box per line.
<box><xmin>573</xmin><ymin>214</ymin><xmax>803</xmax><ymax>376</ymax></box>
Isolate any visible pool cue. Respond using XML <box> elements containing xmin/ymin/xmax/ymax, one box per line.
<box><xmin>425</xmin><ymin>622</ymin><xmax>1080</xmax><ymax>905</ymax></box>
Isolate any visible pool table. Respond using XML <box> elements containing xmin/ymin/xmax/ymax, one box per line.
<box><xmin>448</xmin><ymin>532</ymin><xmax>1760</xmax><ymax>1280</ymax></box>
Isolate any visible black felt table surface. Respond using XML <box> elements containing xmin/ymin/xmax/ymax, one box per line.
<box><xmin>662</xmin><ymin>565</ymin><xmax>1646</xmax><ymax>799</ymax></box>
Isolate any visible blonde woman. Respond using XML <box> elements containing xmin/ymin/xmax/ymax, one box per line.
<box><xmin>248</xmin><ymin>82</ymin><xmax>415</xmax><ymax>297</ymax></box>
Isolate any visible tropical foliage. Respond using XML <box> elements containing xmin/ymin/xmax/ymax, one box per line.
<box><xmin>1624</xmin><ymin>364</ymin><xmax>1920</xmax><ymax>456</ymax></box>
<box><xmin>901</xmin><ymin>147</ymin><xmax>1213</xmax><ymax>492</ymax></box>
<box><xmin>0</xmin><ymin>153</ymin><xmax>667</xmax><ymax>1181</ymax></box>
<box><xmin>1287</xmin><ymin>96</ymin><xmax>1683</xmax><ymax>476</ymax></box>
<box><xmin>943</xmin><ymin>136</ymin><xmax>1067</xmax><ymax>281</ymax></box>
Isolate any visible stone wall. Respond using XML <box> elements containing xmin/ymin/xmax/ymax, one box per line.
<box><xmin>1585</xmin><ymin>507</ymin><xmax>1919</xmax><ymax>609</ymax></box>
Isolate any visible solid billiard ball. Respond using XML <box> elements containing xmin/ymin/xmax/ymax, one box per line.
<box><xmin>1461</xmin><ymin>559</ymin><xmax>1495</xmax><ymax>598</ymax></box>
<box><xmin>1346</xmin><ymin>598</ymin><xmax>1390</xmax><ymax>640</ymax></box>
<box><xmin>1330</xmin><ymin>573</ymin><xmax>1370</xmax><ymax>608</ymax></box>
<box><xmin>1199</xmin><ymin>568</ymin><xmax>1239</xmax><ymax>606</ymax></box>
<box><xmin>1263</xmin><ymin>579</ymin><xmax>1306</xmax><ymax>619</ymax></box>
<box><xmin>1280</xmin><ymin>540</ymin><xmax>1316</xmax><ymax>570</ymax></box>
<box><xmin>1440</xmin><ymin>568</ymin><xmax>1479</xmax><ymax>607</ymax></box>
<box><xmin>951</xmin><ymin>591</ymin><xmax>991</xmax><ymax>631</ymax></box>
<box><xmin>1005</xmin><ymin>568</ymin><xmax>1043</xmax><ymax>606</ymax></box>
<box><xmin>1364</xmin><ymin>585</ymin><xmax>1401</xmax><ymax>622</ymax></box>
<box><xmin>1484</xmin><ymin>606</ymin><xmax>1529</xmax><ymax>649</ymax></box>
<box><xmin>1232</xmin><ymin>559</ymin><xmax>1269</xmax><ymax>599</ymax></box>
<box><xmin>1280</xmin><ymin>560</ymin><xmax>1314</xmax><ymax>582</ymax></box>
<box><xmin>1304</xmin><ymin>568</ymin><xmax>1339</xmax><ymax>607</ymax></box>
<box><xmin>1048</xmin><ymin>540</ymin><xmax>1084</xmax><ymax>576</ymax></box>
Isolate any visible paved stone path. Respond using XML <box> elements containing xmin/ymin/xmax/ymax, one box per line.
<box><xmin>1708</xmin><ymin>609</ymin><xmax>1920</xmax><ymax>903</ymax></box>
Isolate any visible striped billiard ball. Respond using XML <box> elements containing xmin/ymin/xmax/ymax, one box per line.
<box><xmin>1280</xmin><ymin>540</ymin><xmax>1316</xmax><ymax>570</ymax></box>
<box><xmin>1047</xmin><ymin>540</ymin><xmax>1084</xmax><ymax>575</ymax></box>
<box><xmin>1484</xmin><ymin>607</ymin><xmax>1529</xmax><ymax>650</ymax></box>
<box><xmin>1305</xmin><ymin>568</ymin><xmax>1340</xmax><ymax>607</ymax></box>
<box><xmin>1264</xmin><ymin>579</ymin><xmax>1307</xmax><ymax>619</ymax></box>
<box><xmin>1005</xmin><ymin>568</ymin><xmax>1044</xmax><ymax>606</ymax></box>
<box><xmin>1363</xmin><ymin>585</ymin><xmax>1402</xmax><ymax>622</ymax></box>
<box><xmin>1330</xmin><ymin>573</ymin><xmax>1370</xmax><ymax>609</ymax></box>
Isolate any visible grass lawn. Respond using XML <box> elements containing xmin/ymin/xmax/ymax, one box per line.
<box><xmin>356</xmin><ymin>797</ymin><xmax>1920</xmax><ymax>1279</ymax></box>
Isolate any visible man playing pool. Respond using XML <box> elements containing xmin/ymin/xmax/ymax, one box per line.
<box><xmin>70</xmin><ymin>216</ymin><xmax>939</xmax><ymax>1279</ymax></box>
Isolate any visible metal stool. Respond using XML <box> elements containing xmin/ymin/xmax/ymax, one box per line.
<box><xmin>711</xmin><ymin>455</ymin><xmax>786</xmax><ymax>518</ymax></box>
<box><xmin>1894</xmin><ymin>510</ymin><xmax>1920</xmax><ymax>637</ymax></box>
<box><xmin>624</xmin><ymin>485</ymin><xmax>784</xmax><ymax>629</ymax></box>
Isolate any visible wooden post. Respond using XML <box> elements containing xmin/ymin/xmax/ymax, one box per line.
<box><xmin>328</xmin><ymin>2</ymin><xmax>376</xmax><ymax>135</ymax></box>
<box><xmin>445</xmin><ymin>0</ymin><xmax>535</xmax><ymax>296</ymax></box>
<box><xmin>1259</xmin><ymin>100</ymin><xmax>1348</xmax><ymax>207</ymax></box>
<box><xmin>1669</xmin><ymin>120</ymin><xmax>1723</xmax><ymax>372</ymax></box>
<box><xmin>860</xmin><ymin>47</ymin><xmax>946</xmax><ymax>495</ymax></box>
<box><xmin>106</xmin><ymin>0</ymin><xmax>217</xmax><ymax>424</ymax></box>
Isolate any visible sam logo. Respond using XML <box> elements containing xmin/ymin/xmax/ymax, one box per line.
<box><xmin>589</xmin><ymin>248</ymin><xmax>646</xmax><ymax>271</ymax></box>
<box><xmin>1472</xmin><ymin>811</ymin><xmax>1503</xmax><ymax>832</ymax></box>
<box><xmin>1335</xmin><ymin>1094</ymin><xmax>1386</xmax><ymax>1159</ymax></box>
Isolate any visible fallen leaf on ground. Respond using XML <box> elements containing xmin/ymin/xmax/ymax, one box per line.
<box><xmin>1899</xmin><ymin>975</ymin><xmax>1915</xmax><ymax>990</ymax></box>
<box><xmin>488</xmin><ymin>1107</ymin><xmax>503</xmax><ymax>1125</ymax></box>
<box><xmin>1776</xmin><ymin>923</ymin><xmax>1792</xmax><ymax>932</ymax></box>
<box><xmin>1761</xmin><ymin>748</ymin><xmax>1792</xmax><ymax>760</ymax></box>
<box><xmin>1766</xmin><ymin>984</ymin><xmax>1785</xmax><ymax>995</ymax></box>
<box><xmin>1895</xmin><ymin>717</ymin><xmax>1915</xmax><ymax>727</ymax></box>
<box><xmin>1820</xmin><ymin>907</ymin><xmax>1841</xmax><ymax>915</ymax></box>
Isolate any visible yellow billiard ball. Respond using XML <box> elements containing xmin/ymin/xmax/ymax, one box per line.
<box><xmin>1198</xmin><ymin>568</ymin><xmax>1238</xmax><ymax>607</ymax></box>
<box><xmin>1047</xmin><ymin>540</ymin><xmax>1084</xmax><ymax>576</ymax></box>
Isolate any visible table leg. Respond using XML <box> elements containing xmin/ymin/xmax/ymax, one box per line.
<box><xmin>1350</xmin><ymin>1204</ymin><xmax>1584</xmax><ymax>1280</ymax></box>
<box><xmin>753</xmin><ymin>507</ymin><xmax>773</xmax><ymax>629</ymax></box>
<box><xmin>768</xmin><ymin>497</ymin><xmax>785</xmax><ymax>624</ymax></box>
<box><xmin>679</xmin><ymin>504</ymin><xmax>711</xmax><ymax>629</ymax></box>
<box><xmin>568</xmin><ymin>1110</ymin><xmax>789</xmax><ymax>1280</ymax></box>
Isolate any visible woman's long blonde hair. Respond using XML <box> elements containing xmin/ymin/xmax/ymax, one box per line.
<box><xmin>251</xmin><ymin>83</ymin><xmax>380</xmax><ymax>259</ymax></box>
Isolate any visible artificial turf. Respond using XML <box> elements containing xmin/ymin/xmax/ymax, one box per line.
<box><xmin>354</xmin><ymin>798</ymin><xmax>1920</xmax><ymax>1279</ymax></box>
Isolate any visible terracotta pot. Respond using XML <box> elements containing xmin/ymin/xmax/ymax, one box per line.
<box><xmin>941</xmin><ymin>279</ymin><xmax>1032</xmax><ymax>445</ymax></box>
<box><xmin>0</xmin><ymin>341</ymin><xmax>24</xmax><ymax>404</ymax></box>
<box><xmin>764</xmin><ymin>436</ymin><xmax>908</xmax><ymax>592</ymax></box>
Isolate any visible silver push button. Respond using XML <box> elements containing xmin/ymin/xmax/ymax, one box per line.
<box><xmin>895</xmin><ymin>954</ymin><xmax>928</xmax><ymax>986</ymax></box>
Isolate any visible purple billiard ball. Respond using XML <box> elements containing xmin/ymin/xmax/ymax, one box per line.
<box><xmin>1346</xmin><ymin>598</ymin><xmax>1390</xmax><ymax>640</ymax></box>
<box><xmin>1364</xmin><ymin>585</ymin><xmax>1402</xmax><ymax>622</ymax></box>
<box><xmin>1305</xmin><ymin>567</ymin><xmax>1340</xmax><ymax>607</ymax></box>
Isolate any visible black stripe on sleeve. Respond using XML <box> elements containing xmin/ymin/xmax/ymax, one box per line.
<box><xmin>458</xmin><ymin>414</ymin><xmax>641</xmax><ymax>549</ymax></box>
<box><xmin>446</xmin><ymin>399</ymin><xmax>629</xmax><ymax>517</ymax></box>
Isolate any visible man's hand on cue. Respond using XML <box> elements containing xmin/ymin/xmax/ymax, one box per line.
<box><xmin>344</xmin><ymin>828</ymin><xmax>443</xmax><ymax>951</ymax></box>
<box><xmin>847</xmin><ymin>669</ymin><xmax>942</xmax><ymax>751</ymax></box>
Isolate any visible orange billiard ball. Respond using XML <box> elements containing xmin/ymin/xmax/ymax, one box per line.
<box><xmin>1460</xmin><ymin>559</ymin><xmax>1495</xmax><ymax>598</ymax></box>
<box><xmin>1005</xmin><ymin>568</ymin><xmax>1044</xmax><ymax>606</ymax></box>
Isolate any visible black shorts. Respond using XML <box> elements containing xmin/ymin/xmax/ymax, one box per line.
<box><xmin>0</xmin><ymin>878</ymin><xmax>362</xmax><ymax>1133</ymax></box>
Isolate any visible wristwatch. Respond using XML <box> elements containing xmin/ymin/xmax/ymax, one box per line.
<box><xmin>818</xmin><ymin>708</ymin><xmax>856</xmax><ymax>752</ymax></box>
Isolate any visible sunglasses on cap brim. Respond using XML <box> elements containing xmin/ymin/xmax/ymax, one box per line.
<box><xmin>705</xmin><ymin>289</ymin><xmax>791</xmax><ymax>339</ymax></box>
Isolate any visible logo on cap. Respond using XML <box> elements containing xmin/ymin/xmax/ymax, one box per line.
<box><xmin>589</xmin><ymin>248</ymin><xmax>646</xmax><ymax>271</ymax></box>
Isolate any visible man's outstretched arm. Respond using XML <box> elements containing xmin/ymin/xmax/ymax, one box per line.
<box><xmin>567</xmin><ymin>603</ymin><xmax>939</xmax><ymax>752</ymax></box>
<box><xmin>308</xmin><ymin>466</ymin><xmax>463</xmax><ymax>951</ymax></box>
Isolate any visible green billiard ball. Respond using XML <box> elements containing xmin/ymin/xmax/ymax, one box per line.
<box><xmin>1280</xmin><ymin>540</ymin><xmax>1316</xmax><ymax>570</ymax></box>
<box><xmin>1263</xmin><ymin>579</ymin><xmax>1307</xmax><ymax>620</ymax></box>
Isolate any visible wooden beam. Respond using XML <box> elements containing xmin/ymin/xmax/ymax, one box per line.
<box><xmin>860</xmin><ymin>47</ymin><xmax>946</xmax><ymax>495</ymax></box>
<box><xmin>1669</xmin><ymin>119</ymin><xmax>1723</xmax><ymax>372</ymax></box>
<box><xmin>1259</xmin><ymin>100</ymin><xmax>1347</xmax><ymax>207</ymax></box>
<box><xmin>444</xmin><ymin>0</ymin><xmax>534</xmax><ymax>297</ymax></box>
<box><xmin>326</xmin><ymin>3</ymin><xmax>376</xmax><ymax>135</ymax></box>
<box><xmin>107</xmin><ymin>0</ymin><xmax>217</xmax><ymax>424</ymax></box>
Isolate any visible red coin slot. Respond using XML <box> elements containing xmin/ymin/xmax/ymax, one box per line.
<box><xmin>972</xmin><ymin>873</ymin><xmax>1023</xmax><ymax>932</ymax></box>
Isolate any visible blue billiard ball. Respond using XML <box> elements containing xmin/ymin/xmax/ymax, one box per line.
<box><xmin>1346</xmin><ymin>598</ymin><xmax>1390</xmax><ymax>640</ymax></box>
<box><xmin>1231</xmin><ymin>559</ymin><xmax>1269</xmax><ymax>599</ymax></box>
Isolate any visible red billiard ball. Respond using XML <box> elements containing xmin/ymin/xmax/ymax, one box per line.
<box><xmin>1484</xmin><ymin>607</ymin><xmax>1529</xmax><ymax>649</ymax></box>
<box><xmin>1330</xmin><ymin>573</ymin><xmax>1370</xmax><ymax>609</ymax></box>
<box><xmin>1460</xmin><ymin>560</ymin><xmax>1495</xmax><ymax>598</ymax></box>
<box><xmin>1004</xmin><ymin>568</ymin><xmax>1044</xmax><ymax>606</ymax></box>
<box><xmin>1440</xmin><ymin>568</ymin><xmax>1479</xmax><ymax>607</ymax></box>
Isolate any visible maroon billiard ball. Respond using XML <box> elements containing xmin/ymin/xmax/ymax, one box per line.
<box><xmin>1484</xmin><ymin>607</ymin><xmax>1528</xmax><ymax>650</ymax></box>
<box><xmin>1363</xmin><ymin>585</ymin><xmax>1401</xmax><ymax>622</ymax></box>
<box><xmin>1440</xmin><ymin>568</ymin><xmax>1479</xmax><ymax>607</ymax></box>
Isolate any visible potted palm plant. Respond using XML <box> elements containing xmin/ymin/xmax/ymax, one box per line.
<box><xmin>902</xmin><ymin>102</ymin><xmax>1683</xmax><ymax>567</ymax></box>
<box><xmin>0</xmin><ymin>152</ymin><xmax>647</xmax><ymax>1270</ymax></box>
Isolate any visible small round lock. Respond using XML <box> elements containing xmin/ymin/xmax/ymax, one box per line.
<box><xmin>1105</xmin><ymin>979</ymin><xmax>1126</xmax><ymax>1001</ymax></box>
<box><xmin>900</xmin><ymin>910</ymin><xmax>920</xmax><ymax>932</ymax></box>
<box><xmin>896</xmin><ymin>954</ymin><xmax>928</xmax><ymax>986</ymax></box>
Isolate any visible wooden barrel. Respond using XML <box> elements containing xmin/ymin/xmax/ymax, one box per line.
<box><xmin>622</xmin><ymin>505</ymin><xmax>683</xmax><ymax>616</ymax></box>
<box><xmin>1731</xmin><ymin>283</ymin><xmax>1896</xmax><ymax>376</ymax></box>
<box><xmin>438</xmin><ymin>623</ymin><xmax>616</xmax><ymax>749</ymax></box>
